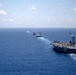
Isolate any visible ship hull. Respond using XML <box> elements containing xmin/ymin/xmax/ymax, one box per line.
<box><xmin>36</xmin><ymin>35</ymin><xmax>42</xmax><ymax>37</ymax></box>
<box><xmin>53</xmin><ymin>45</ymin><xmax>76</xmax><ymax>53</ymax></box>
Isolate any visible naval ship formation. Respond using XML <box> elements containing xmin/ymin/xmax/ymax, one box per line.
<box><xmin>33</xmin><ymin>31</ymin><xmax>76</xmax><ymax>53</ymax></box>
<box><xmin>52</xmin><ymin>32</ymin><xmax>76</xmax><ymax>53</ymax></box>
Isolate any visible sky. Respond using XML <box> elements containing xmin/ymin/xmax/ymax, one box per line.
<box><xmin>0</xmin><ymin>0</ymin><xmax>76</xmax><ymax>28</ymax></box>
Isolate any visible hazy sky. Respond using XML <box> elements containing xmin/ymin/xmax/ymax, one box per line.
<box><xmin>0</xmin><ymin>0</ymin><xmax>76</xmax><ymax>28</ymax></box>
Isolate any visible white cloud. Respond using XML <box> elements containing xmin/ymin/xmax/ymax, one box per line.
<box><xmin>52</xmin><ymin>19</ymin><xmax>56</xmax><ymax>22</ymax></box>
<box><xmin>58</xmin><ymin>3</ymin><xmax>62</xmax><ymax>5</ymax></box>
<box><xmin>4</xmin><ymin>19</ymin><xmax>7</xmax><ymax>22</ymax></box>
<box><xmin>74</xmin><ymin>8</ymin><xmax>76</xmax><ymax>12</ymax></box>
<box><xmin>66</xmin><ymin>18</ymin><xmax>76</xmax><ymax>23</ymax></box>
<box><xmin>17</xmin><ymin>21</ymin><xmax>22</xmax><ymax>24</ymax></box>
<box><xmin>47</xmin><ymin>22</ymin><xmax>50</xmax><ymax>25</ymax></box>
<box><xmin>8</xmin><ymin>19</ymin><xmax>14</xmax><ymax>22</ymax></box>
<box><xmin>47</xmin><ymin>19</ymin><xmax>50</xmax><ymax>22</ymax></box>
<box><xmin>28</xmin><ymin>5</ymin><xmax>37</xmax><ymax>11</ymax></box>
<box><xmin>64</xmin><ymin>10</ymin><xmax>66</xmax><ymax>13</ymax></box>
<box><xmin>51</xmin><ymin>9</ymin><xmax>55</xmax><ymax>12</ymax></box>
<box><xmin>0</xmin><ymin>10</ymin><xmax>6</xmax><ymax>15</ymax></box>
<box><xmin>0</xmin><ymin>3</ymin><xmax>2</xmax><ymax>7</ymax></box>
<box><xmin>32</xmin><ymin>22</ymin><xmax>34</xmax><ymax>25</ymax></box>
<box><xmin>3</xmin><ymin>18</ymin><xmax>14</xmax><ymax>22</ymax></box>
<box><xmin>12</xmin><ymin>13</ymin><xmax>16</xmax><ymax>16</ymax></box>
<box><xmin>60</xmin><ymin>18</ymin><xmax>64</xmax><ymax>21</ymax></box>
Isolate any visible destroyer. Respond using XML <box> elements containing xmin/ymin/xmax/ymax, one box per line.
<box><xmin>33</xmin><ymin>32</ymin><xmax>42</xmax><ymax>37</ymax></box>
<box><xmin>52</xmin><ymin>32</ymin><xmax>76</xmax><ymax>53</ymax></box>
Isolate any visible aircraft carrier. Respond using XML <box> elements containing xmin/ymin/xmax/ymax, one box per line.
<box><xmin>52</xmin><ymin>32</ymin><xmax>76</xmax><ymax>53</ymax></box>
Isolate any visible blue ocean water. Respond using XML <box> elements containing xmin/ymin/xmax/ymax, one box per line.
<box><xmin>0</xmin><ymin>28</ymin><xmax>76</xmax><ymax>75</ymax></box>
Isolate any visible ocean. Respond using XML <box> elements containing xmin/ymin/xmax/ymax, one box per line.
<box><xmin>0</xmin><ymin>28</ymin><xmax>76</xmax><ymax>75</ymax></box>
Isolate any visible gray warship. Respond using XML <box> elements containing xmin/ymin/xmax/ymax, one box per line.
<box><xmin>52</xmin><ymin>32</ymin><xmax>76</xmax><ymax>53</ymax></box>
<box><xmin>33</xmin><ymin>32</ymin><xmax>42</xmax><ymax>37</ymax></box>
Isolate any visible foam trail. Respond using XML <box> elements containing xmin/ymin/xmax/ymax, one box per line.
<box><xmin>69</xmin><ymin>53</ymin><xmax>76</xmax><ymax>62</ymax></box>
<box><xmin>38</xmin><ymin>37</ymin><xmax>52</xmax><ymax>44</ymax></box>
<box><xmin>26</xmin><ymin>31</ymin><xmax>31</xmax><ymax>33</ymax></box>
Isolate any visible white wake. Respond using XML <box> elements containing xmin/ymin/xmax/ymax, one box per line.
<box><xmin>38</xmin><ymin>37</ymin><xmax>52</xmax><ymax>44</ymax></box>
<box><xmin>69</xmin><ymin>53</ymin><xmax>76</xmax><ymax>62</ymax></box>
<box><xmin>26</xmin><ymin>31</ymin><xmax>31</xmax><ymax>34</ymax></box>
